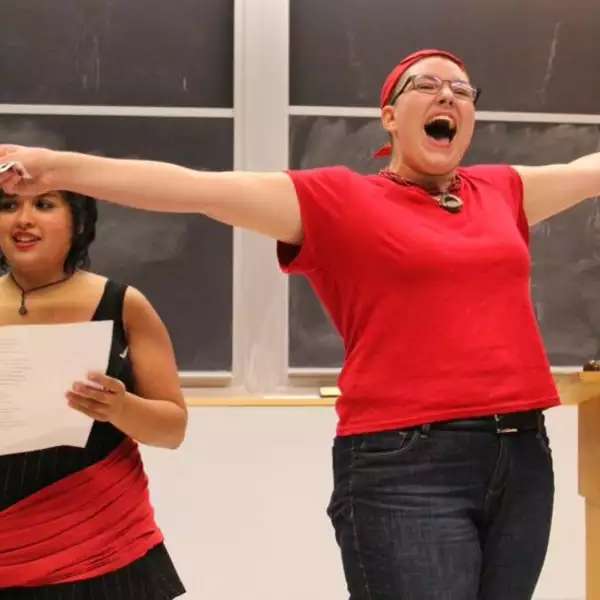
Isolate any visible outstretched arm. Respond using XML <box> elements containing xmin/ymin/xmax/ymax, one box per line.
<box><xmin>514</xmin><ymin>153</ymin><xmax>600</xmax><ymax>225</ymax></box>
<box><xmin>0</xmin><ymin>146</ymin><xmax>303</xmax><ymax>244</ymax></box>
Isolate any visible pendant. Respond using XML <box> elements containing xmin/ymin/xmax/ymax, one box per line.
<box><xmin>438</xmin><ymin>193</ymin><xmax>463</xmax><ymax>214</ymax></box>
<box><xmin>19</xmin><ymin>294</ymin><xmax>27</xmax><ymax>316</ymax></box>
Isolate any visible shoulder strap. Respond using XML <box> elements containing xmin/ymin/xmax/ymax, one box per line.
<box><xmin>94</xmin><ymin>280</ymin><xmax>126</xmax><ymax>322</ymax></box>
<box><xmin>94</xmin><ymin>280</ymin><xmax>128</xmax><ymax>345</ymax></box>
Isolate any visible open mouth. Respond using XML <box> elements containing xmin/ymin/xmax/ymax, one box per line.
<box><xmin>424</xmin><ymin>116</ymin><xmax>457</xmax><ymax>144</ymax></box>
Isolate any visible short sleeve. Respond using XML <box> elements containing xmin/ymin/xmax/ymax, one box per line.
<box><xmin>465</xmin><ymin>164</ymin><xmax>529</xmax><ymax>244</ymax></box>
<box><xmin>504</xmin><ymin>165</ymin><xmax>529</xmax><ymax>243</ymax></box>
<box><xmin>277</xmin><ymin>166</ymin><xmax>355</xmax><ymax>274</ymax></box>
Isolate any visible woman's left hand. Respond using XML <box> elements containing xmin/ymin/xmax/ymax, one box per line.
<box><xmin>66</xmin><ymin>372</ymin><xmax>128</xmax><ymax>422</ymax></box>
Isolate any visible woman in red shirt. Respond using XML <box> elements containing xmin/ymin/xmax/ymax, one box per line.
<box><xmin>2</xmin><ymin>49</ymin><xmax>599</xmax><ymax>599</ymax></box>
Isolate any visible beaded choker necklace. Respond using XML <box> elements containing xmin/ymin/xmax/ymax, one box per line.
<box><xmin>378</xmin><ymin>169</ymin><xmax>463</xmax><ymax>214</ymax></box>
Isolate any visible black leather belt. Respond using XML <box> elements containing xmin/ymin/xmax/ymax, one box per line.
<box><xmin>428</xmin><ymin>409</ymin><xmax>543</xmax><ymax>434</ymax></box>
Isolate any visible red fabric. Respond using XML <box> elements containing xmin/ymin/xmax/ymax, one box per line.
<box><xmin>375</xmin><ymin>48</ymin><xmax>467</xmax><ymax>157</ymax></box>
<box><xmin>0</xmin><ymin>438</ymin><xmax>163</xmax><ymax>587</ymax></box>
<box><xmin>379</xmin><ymin>49</ymin><xmax>466</xmax><ymax>108</ymax></box>
<box><xmin>279</xmin><ymin>165</ymin><xmax>559</xmax><ymax>436</ymax></box>
<box><xmin>373</xmin><ymin>145</ymin><xmax>396</xmax><ymax>159</ymax></box>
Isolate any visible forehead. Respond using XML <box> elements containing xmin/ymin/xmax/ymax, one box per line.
<box><xmin>405</xmin><ymin>57</ymin><xmax>469</xmax><ymax>81</ymax></box>
<box><xmin>9</xmin><ymin>191</ymin><xmax>68</xmax><ymax>204</ymax></box>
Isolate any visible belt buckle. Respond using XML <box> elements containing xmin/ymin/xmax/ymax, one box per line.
<box><xmin>494</xmin><ymin>414</ymin><xmax>518</xmax><ymax>435</ymax></box>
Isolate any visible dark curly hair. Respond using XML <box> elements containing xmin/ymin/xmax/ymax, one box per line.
<box><xmin>0</xmin><ymin>191</ymin><xmax>98</xmax><ymax>273</ymax></box>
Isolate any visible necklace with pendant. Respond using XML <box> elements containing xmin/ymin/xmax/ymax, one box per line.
<box><xmin>9</xmin><ymin>272</ymin><xmax>74</xmax><ymax>316</ymax></box>
<box><xmin>378</xmin><ymin>169</ymin><xmax>463</xmax><ymax>214</ymax></box>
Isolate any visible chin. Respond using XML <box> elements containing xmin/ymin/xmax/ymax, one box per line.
<box><xmin>412</xmin><ymin>138</ymin><xmax>468</xmax><ymax>176</ymax></box>
<box><xmin>8</xmin><ymin>261</ymin><xmax>36</xmax><ymax>274</ymax></box>
<box><xmin>417</xmin><ymin>156</ymin><xmax>461</xmax><ymax>176</ymax></box>
<box><xmin>10</xmin><ymin>253</ymin><xmax>45</xmax><ymax>271</ymax></box>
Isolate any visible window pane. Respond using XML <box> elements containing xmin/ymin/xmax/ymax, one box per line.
<box><xmin>291</xmin><ymin>0</ymin><xmax>600</xmax><ymax>113</ymax></box>
<box><xmin>1</xmin><ymin>0</ymin><xmax>233</xmax><ymax>107</ymax></box>
<box><xmin>0</xmin><ymin>114</ymin><xmax>234</xmax><ymax>370</ymax></box>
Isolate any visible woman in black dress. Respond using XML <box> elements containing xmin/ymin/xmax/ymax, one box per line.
<box><xmin>0</xmin><ymin>189</ymin><xmax>187</xmax><ymax>599</ymax></box>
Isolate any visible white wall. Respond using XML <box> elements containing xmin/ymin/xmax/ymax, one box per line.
<box><xmin>141</xmin><ymin>404</ymin><xmax>584</xmax><ymax>600</ymax></box>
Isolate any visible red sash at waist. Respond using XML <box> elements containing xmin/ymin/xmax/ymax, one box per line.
<box><xmin>0</xmin><ymin>437</ymin><xmax>164</xmax><ymax>587</ymax></box>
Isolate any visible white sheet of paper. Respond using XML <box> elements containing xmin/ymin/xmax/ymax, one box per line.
<box><xmin>0</xmin><ymin>320</ymin><xmax>113</xmax><ymax>456</ymax></box>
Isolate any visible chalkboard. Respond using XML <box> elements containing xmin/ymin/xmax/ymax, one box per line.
<box><xmin>289</xmin><ymin>115</ymin><xmax>600</xmax><ymax>367</ymax></box>
<box><xmin>1</xmin><ymin>0</ymin><xmax>233</xmax><ymax>107</ymax></box>
<box><xmin>0</xmin><ymin>114</ymin><xmax>233</xmax><ymax>371</ymax></box>
<box><xmin>291</xmin><ymin>0</ymin><xmax>600</xmax><ymax>113</ymax></box>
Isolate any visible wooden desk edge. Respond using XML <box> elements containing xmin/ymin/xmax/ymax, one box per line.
<box><xmin>186</xmin><ymin>397</ymin><xmax>336</xmax><ymax>407</ymax></box>
<box><xmin>185</xmin><ymin>373</ymin><xmax>600</xmax><ymax>408</ymax></box>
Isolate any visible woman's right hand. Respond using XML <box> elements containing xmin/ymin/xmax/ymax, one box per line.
<box><xmin>0</xmin><ymin>144</ymin><xmax>59</xmax><ymax>196</ymax></box>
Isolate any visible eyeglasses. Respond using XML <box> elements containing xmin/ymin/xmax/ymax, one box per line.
<box><xmin>389</xmin><ymin>74</ymin><xmax>481</xmax><ymax>105</ymax></box>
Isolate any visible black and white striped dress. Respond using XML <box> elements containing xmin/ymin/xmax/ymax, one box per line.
<box><xmin>0</xmin><ymin>280</ymin><xmax>185</xmax><ymax>599</ymax></box>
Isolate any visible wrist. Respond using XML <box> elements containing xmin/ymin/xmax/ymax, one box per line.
<box><xmin>45</xmin><ymin>150</ymin><xmax>82</xmax><ymax>190</ymax></box>
<box><xmin>110</xmin><ymin>391</ymin><xmax>136</xmax><ymax>428</ymax></box>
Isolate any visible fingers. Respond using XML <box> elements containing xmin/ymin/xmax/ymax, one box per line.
<box><xmin>66</xmin><ymin>393</ymin><xmax>111</xmax><ymax>421</ymax></box>
<box><xmin>10</xmin><ymin>162</ymin><xmax>32</xmax><ymax>180</ymax></box>
<box><xmin>0</xmin><ymin>172</ymin><xmax>23</xmax><ymax>194</ymax></box>
<box><xmin>0</xmin><ymin>159</ymin><xmax>33</xmax><ymax>195</ymax></box>
<box><xmin>69</xmin><ymin>382</ymin><xmax>112</xmax><ymax>404</ymax></box>
<box><xmin>66</xmin><ymin>373</ymin><xmax>126</xmax><ymax>422</ymax></box>
<box><xmin>86</xmin><ymin>372</ymin><xmax>126</xmax><ymax>395</ymax></box>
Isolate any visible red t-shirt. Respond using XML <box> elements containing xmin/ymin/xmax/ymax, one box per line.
<box><xmin>278</xmin><ymin>165</ymin><xmax>559</xmax><ymax>436</ymax></box>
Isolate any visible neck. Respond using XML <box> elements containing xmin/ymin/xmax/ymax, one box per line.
<box><xmin>386</xmin><ymin>159</ymin><xmax>456</xmax><ymax>192</ymax></box>
<box><xmin>9</xmin><ymin>267</ymin><xmax>72</xmax><ymax>292</ymax></box>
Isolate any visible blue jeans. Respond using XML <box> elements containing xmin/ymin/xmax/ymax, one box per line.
<box><xmin>327</xmin><ymin>420</ymin><xmax>554</xmax><ymax>599</ymax></box>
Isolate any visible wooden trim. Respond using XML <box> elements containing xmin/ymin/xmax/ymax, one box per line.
<box><xmin>186</xmin><ymin>396</ymin><xmax>335</xmax><ymax>407</ymax></box>
<box><xmin>555</xmin><ymin>372</ymin><xmax>600</xmax><ymax>406</ymax></box>
<box><xmin>579</xmin><ymin>372</ymin><xmax>600</xmax><ymax>383</ymax></box>
<box><xmin>185</xmin><ymin>372</ymin><xmax>600</xmax><ymax>408</ymax></box>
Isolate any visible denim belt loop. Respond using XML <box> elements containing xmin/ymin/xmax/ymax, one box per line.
<box><xmin>419</xmin><ymin>423</ymin><xmax>431</xmax><ymax>438</ymax></box>
<box><xmin>537</xmin><ymin>411</ymin><xmax>544</xmax><ymax>431</ymax></box>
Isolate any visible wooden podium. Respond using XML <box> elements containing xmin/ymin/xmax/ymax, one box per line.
<box><xmin>555</xmin><ymin>371</ymin><xmax>600</xmax><ymax>599</ymax></box>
